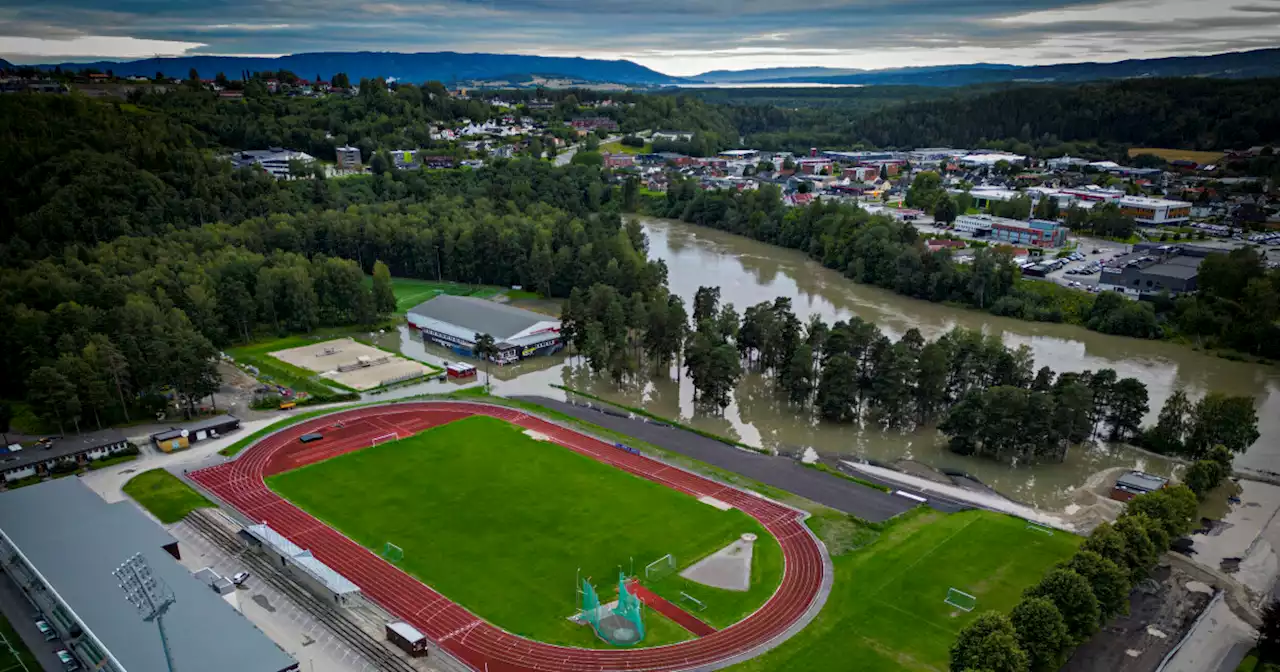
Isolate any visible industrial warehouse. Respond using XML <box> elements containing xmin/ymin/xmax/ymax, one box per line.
<box><xmin>406</xmin><ymin>295</ymin><xmax>563</xmax><ymax>364</ymax></box>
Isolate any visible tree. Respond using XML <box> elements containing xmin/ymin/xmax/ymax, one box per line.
<box><xmin>950</xmin><ymin>611</ymin><xmax>1030</xmax><ymax>672</ymax></box>
<box><xmin>1107</xmin><ymin>377</ymin><xmax>1148</xmax><ymax>442</ymax></box>
<box><xmin>1259</xmin><ymin>601</ymin><xmax>1280</xmax><ymax>664</ymax></box>
<box><xmin>1145</xmin><ymin>389</ymin><xmax>1193</xmax><ymax>455</ymax></box>
<box><xmin>934</xmin><ymin>195</ymin><xmax>959</xmax><ymax>224</ymax></box>
<box><xmin>26</xmin><ymin>366</ymin><xmax>78</xmax><ymax>434</ymax></box>
<box><xmin>1184</xmin><ymin>457</ymin><xmax>1229</xmax><ymax>497</ymax></box>
<box><xmin>1024</xmin><ymin>568</ymin><xmax>1100</xmax><ymax>642</ymax></box>
<box><xmin>1126</xmin><ymin>485</ymin><xmax>1198</xmax><ymax>539</ymax></box>
<box><xmin>1113</xmin><ymin>515</ymin><xmax>1159</xmax><ymax>579</ymax></box>
<box><xmin>473</xmin><ymin>333</ymin><xmax>498</xmax><ymax>388</ymax></box>
<box><xmin>371</xmin><ymin>260</ymin><xmax>396</xmax><ymax>315</ymax></box>
<box><xmin>1067</xmin><ymin>551</ymin><xmax>1131</xmax><ymax>621</ymax></box>
<box><xmin>332</xmin><ymin>72</ymin><xmax>350</xmax><ymax>89</ymax></box>
<box><xmin>1186</xmin><ymin>392</ymin><xmax>1260</xmax><ymax>457</ymax></box>
<box><xmin>1010</xmin><ymin>597</ymin><xmax>1070</xmax><ymax>672</ymax></box>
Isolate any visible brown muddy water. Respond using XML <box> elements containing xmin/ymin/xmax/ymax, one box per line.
<box><xmin>367</xmin><ymin>217</ymin><xmax>1280</xmax><ymax>510</ymax></box>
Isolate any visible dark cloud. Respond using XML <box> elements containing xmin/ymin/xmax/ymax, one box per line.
<box><xmin>0</xmin><ymin>0</ymin><xmax>1277</xmax><ymax>72</ymax></box>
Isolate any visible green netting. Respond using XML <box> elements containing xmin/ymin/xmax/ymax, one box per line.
<box><xmin>580</xmin><ymin>573</ymin><xmax>644</xmax><ymax>646</ymax></box>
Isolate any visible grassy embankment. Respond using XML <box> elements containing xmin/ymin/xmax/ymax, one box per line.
<box><xmin>123</xmin><ymin>469</ymin><xmax>215</xmax><ymax>524</ymax></box>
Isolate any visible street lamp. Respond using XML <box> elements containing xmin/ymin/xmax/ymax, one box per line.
<box><xmin>114</xmin><ymin>552</ymin><xmax>178</xmax><ymax>672</ymax></box>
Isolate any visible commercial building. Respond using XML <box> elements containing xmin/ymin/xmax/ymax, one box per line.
<box><xmin>570</xmin><ymin>117</ymin><xmax>619</xmax><ymax>132</ymax></box>
<box><xmin>1117</xmin><ymin>196</ymin><xmax>1193</xmax><ymax>225</ymax></box>
<box><xmin>959</xmin><ymin>152</ymin><xmax>1026</xmax><ymax>167</ymax></box>
<box><xmin>407</xmin><ymin>294</ymin><xmax>562</xmax><ymax>364</ymax></box>
<box><xmin>150</xmin><ymin>415</ymin><xmax>241</xmax><ymax>452</ymax></box>
<box><xmin>1099</xmin><ymin>245</ymin><xmax>1204</xmax><ymax>296</ymax></box>
<box><xmin>242</xmin><ymin>525</ymin><xmax>360</xmax><ymax>608</ymax></box>
<box><xmin>334</xmin><ymin>145</ymin><xmax>362</xmax><ymax>169</ymax></box>
<box><xmin>990</xmin><ymin>218</ymin><xmax>1068</xmax><ymax>248</ymax></box>
<box><xmin>718</xmin><ymin>149</ymin><xmax>759</xmax><ymax>161</ymax></box>
<box><xmin>230</xmin><ymin>148</ymin><xmax>315</xmax><ymax>179</ymax></box>
<box><xmin>1</xmin><ymin>429</ymin><xmax>130</xmax><ymax>483</ymax></box>
<box><xmin>0</xmin><ymin>479</ymin><xmax>297</xmax><ymax>672</ymax></box>
<box><xmin>651</xmin><ymin>130</ymin><xmax>693</xmax><ymax>142</ymax></box>
<box><xmin>1110</xmin><ymin>470</ymin><xmax>1168</xmax><ymax>502</ymax></box>
<box><xmin>954</xmin><ymin>214</ymin><xmax>996</xmax><ymax>237</ymax></box>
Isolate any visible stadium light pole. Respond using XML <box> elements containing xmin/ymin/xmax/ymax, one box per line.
<box><xmin>114</xmin><ymin>552</ymin><xmax>178</xmax><ymax>672</ymax></box>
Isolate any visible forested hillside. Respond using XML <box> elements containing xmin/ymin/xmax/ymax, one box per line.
<box><xmin>0</xmin><ymin>94</ymin><xmax>662</xmax><ymax>430</ymax></box>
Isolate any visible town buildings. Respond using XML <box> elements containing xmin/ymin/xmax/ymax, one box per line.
<box><xmin>1117</xmin><ymin>196</ymin><xmax>1193</xmax><ymax>225</ymax></box>
<box><xmin>334</xmin><ymin>145</ymin><xmax>362</xmax><ymax>169</ymax></box>
<box><xmin>1</xmin><ymin>429</ymin><xmax>130</xmax><ymax>483</ymax></box>
<box><xmin>230</xmin><ymin>148</ymin><xmax>315</xmax><ymax>179</ymax></box>
<box><xmin>1099</xmin><ymin>245</ymin><xmax>1206</xmax><ymax>296</ymax></box>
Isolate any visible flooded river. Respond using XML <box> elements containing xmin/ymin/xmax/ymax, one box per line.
<box><xmin>369</xmin><ymin>217</ymin><xmax>1280</xmax><ymax>509</ymax></box>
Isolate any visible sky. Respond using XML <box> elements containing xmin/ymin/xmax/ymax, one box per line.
<box><xmin>1</xmin><ymin>0</ymin><xmax>1279</xmax><ymax>75</ymax></box>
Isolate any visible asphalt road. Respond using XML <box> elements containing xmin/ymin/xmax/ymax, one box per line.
<box><xmin>513</xmin><ymin>395</ymin><xmax>918</xmax><ymax>523</ymax></box>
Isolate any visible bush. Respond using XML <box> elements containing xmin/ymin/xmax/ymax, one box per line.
<box><xmin>621</xmin><ymin>135</ymin><xmax>644</xmax><ymax>147</ymax></box>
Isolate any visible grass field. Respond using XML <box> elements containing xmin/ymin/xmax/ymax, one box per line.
<box><xmin>268</xmin><ymin>415</ymin><xmax>779</xmax><ymax>647</ymax></box>
<box><xmin>1127</xmin><ymin>147</ymin><xmax>1224</xmax><ymax>164</ymax></box>
<box><xmin>732</xmin><ymin>509</ymin><xmax>1080</xmax><ymax>672</ymax></box>
<box><xmin>371</xmin><ymin>276</ymin><xmax>503</xmax><ymax>313</ymax></box>
<box><xmin>123</xmin><ymin>469</ymin><xmax>215</xmax><ymax>524</ymax></box>
<box><xmin>0</xmin><ymin>613</ymin><xmax>37</xmax><ymax>672</ymax></box>
<box><xmin>601</xmin><ymin>141</ymin><xmax>652</xmax><ymax>155</ymax></box>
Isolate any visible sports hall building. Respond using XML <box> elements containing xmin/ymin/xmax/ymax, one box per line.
<box><xmin>406</xmin><ymin>295</ymin><xmax>563</xmax><ymax>364</ymax></box>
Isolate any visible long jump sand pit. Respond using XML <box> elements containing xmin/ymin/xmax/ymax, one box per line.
<box><xmin>269</xmin><ymin>338</ymin><xmax>433</xmax><ymax>390</ymax></box>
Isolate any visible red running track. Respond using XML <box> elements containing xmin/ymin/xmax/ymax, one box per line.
<box><xmin>190</xmin><ymin>402</ymin><xmax>826</xmax><ymax>672</ymax></box>
<box><xmin>626</xmin><ymin>579</ymin><xmax>717</xmax><ymax>638</ymax></box>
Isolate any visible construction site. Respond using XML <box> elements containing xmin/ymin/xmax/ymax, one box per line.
<box><xmin>269</xmin><ymin>338</ymin><xmax>436</xmax><ymax>391</ymax></box>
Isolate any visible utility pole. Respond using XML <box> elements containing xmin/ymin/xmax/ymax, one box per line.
<box><xmin>114</xmin><ymin>552</ymin><xmax>178</xmax><ymax>672</ymax></box>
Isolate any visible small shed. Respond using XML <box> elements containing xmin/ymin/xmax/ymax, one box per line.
<box><xmin>1110</xmin><ymin>470</ymin><xmax>1168</xmax><ymax>502</ymax></box>
<box><xmin>446</xmin><ymin>363</ymin><xmax>477</xmax><ymax>378</ymax></box>
<box><xmin>151</xmin><ymin>415</ymin><xmax>241</xmax><ymax>452</ymax></box>
<box><xmin>385</xmin><ymin>621</ymin><xmax>428</xmax><ymax>657</ymax></box>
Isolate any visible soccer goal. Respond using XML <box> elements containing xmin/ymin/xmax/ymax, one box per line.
<box><xmin>644</xmin><ymin>554</ymin><xmax>676</xmax><ymax>581</ymax></box>
<box><xmin>371</xmin><ymin>433</ymin><xmax>399</xmax><ymax>447</ymax></box>
<box><xmin>945</xmin><ymin>588</ymin><xmax>977</xmax><ymax>612</ymax></box>
<box><xmin>382</xmin><ymin>542</ymin><xmax>404</xmax><ymax>563</ymax></box>
<box><xmin>679</xmin><ymin>592</ymin><xmax>707</xmax><ymax>612</ymax></box>
<box><xmin>1026</xmin><ymin>521</ymin><xmax>1055</xmax><ymax>536</ymax></box>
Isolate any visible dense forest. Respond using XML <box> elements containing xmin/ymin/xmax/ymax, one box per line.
<box><xmin>645</xmin><ymin>180</ymin><xmax>1280</xmax><ymax>359</ymax></box>
<box><xmin>0</xmin><ymin>93</ymin><xmax>667</xmax><ymax>431</ymax></box>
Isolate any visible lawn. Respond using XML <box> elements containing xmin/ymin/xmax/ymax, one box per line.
<box><xmin>1127</xmin><ymin>147</ymin><xmax>1224</xmax><ymax>164</ymax></box>
<box><xmin>371</xmin><ymin>276</ymin><xmax>506</xmax><ymax>313</ymax></box>
<box><xmin>123</xmin><ymin>469</ymin><xmax>215</xmax><ymax>524</ymax></box>
<box><xmin>267</xmin><ymin>415</ymin><xmax>777</xmax><ymax>648</ymax></box>
<box><xmin>0</xmin><ymin>613</ymin><xmax>39</xmax><ymax>672</ymax></box>
<box><xmin>732</xmin><ymin>509</ymin><xmax>1080</xmax><ymax>672</ymax></box>
<box><xmin>601</xmin><ymin>141</ymin><xmax>651</xmax><ymax>155</ymax></box>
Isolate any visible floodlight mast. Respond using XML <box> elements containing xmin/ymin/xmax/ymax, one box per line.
<box><xmin>114</xmin><ymin>552</ymin><xmax>178</xmax><ymax>672</ymax></box>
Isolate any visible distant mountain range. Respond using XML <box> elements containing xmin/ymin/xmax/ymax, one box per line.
<box><xmin>15</xmin><ymin>47</ymin><xmax>1280</xmax><ymax>88</ymax></box>
<box><xmin>694</xmin><ymin>48</ymin><xmax>1280</xmax><ymax>86</ymax></box>
<box><xmin>0</xmin><ymin>58</ymin><xmax>12</xmax><ymax>70</ymax></box>
<box><xmin>23</xmin><ymin>51</ymin><xmax>683</xmax><ymax>86</ymax></box>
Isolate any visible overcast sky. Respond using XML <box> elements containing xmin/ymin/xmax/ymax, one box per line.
<box><xmin>2</xmin><ymin>0</ymin><xmax>1279</xmax><ymax>75</ymax></box>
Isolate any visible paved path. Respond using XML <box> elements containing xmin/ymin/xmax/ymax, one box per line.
<box><xmin>511</xmin><ymin>396</ymin><xmax>917</xmax><ymax>523</ymax></box>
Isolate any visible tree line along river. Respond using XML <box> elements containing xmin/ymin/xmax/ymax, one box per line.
<box><xmin>372</xmin><ymin>216</ymin><xmax>1280</xmax><ymax>510</ymax></box>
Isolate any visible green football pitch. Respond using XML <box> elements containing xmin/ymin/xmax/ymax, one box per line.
<box><xmin>267</xmin><ymin>415</ymin><xmax>779</xmax><ymax>647</ymax></box>
<box><xmin>733</xmin><ymin>509</ymin><xmax>1081</xmax><ymax>672</ymax></box>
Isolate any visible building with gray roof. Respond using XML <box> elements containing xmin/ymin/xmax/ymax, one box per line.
<box><xmin>0</xmin><ymin>478</ymin><xmax>297</xmax><ymax>672</ymax></box>
<box><xmin>243</xmin><ymin>525</ymin><xmax>360</xmax><ymax>607</ymax></box>
<box><xmin>1</xmin><ymin>428</ymin><xmax>130</xmax><ymax>483</ymax></box>
<box><xmin>1100</xmin><ymin>245</ymin><xmax>1204</xmax><ymax>296</ymax></box>
<box><xmin>406</xmin><ymin>294</ymin><xmax>562</xmax><ymax>364</ymax></box>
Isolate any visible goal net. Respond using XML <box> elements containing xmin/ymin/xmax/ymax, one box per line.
<box><xmin>945</xmin><ymin>588</ymin><xmax>977</xmax><ymax>612</ymax></box>
<box><xmin>1025</xmin><ymin>521</ymin><xmax>1055</xmax><ymax>536</ymax></box>
<box><xmin>382</xmin><ymin>542</ymin><xmax>404</xmax><ymax>563</ymax></box>
<box><xmin>644</xmin><ymin>554</ymin><xmax>676</xmax><ymax>581</ymax></box>
<box><xmin>371</xmin><ymin>433</ymin><xmax>399</xmax><ymax>447</ymax></box>
<box><xmin>679</xmin><ymin>592</ymin><xmax>707</xmax><ymax>612</ymax></box>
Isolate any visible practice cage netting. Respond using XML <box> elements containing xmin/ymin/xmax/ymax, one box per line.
<box><xmin>581</xmin><ymin>572</ymin><xmax>645</xmax><ymax>646</ymax></box>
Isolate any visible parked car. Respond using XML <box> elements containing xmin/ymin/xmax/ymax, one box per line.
<box><xmin>232</xmin><ymin>571</ymin><xmax>250</xmax><ymax>586</ymax></box>
<box><xmin>35</xmin><ymin>619</ymin><xmax>56</xmax><ymax>641</ymax></box>
<box><xmin>55</xmin><ymin>650</ymin><xmax>79</xmax><ymax>671</ymax></box>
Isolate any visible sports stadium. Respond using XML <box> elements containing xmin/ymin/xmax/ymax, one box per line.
<box><xmin>190</xmin><ymin>401</ymin><xmax>831</xmax><ymax>671</ymax></box>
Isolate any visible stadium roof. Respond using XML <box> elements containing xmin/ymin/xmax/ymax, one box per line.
<box><xmin>244</xmin><ymin>525</ymin><xmax>359</xmax><ymax>596</ymax></box>
<box><xmin>407</xmin><ymin>294</ymin><xmax>559</xmax><ymax>344</ymax></box>
<box><xmin>0</xmin><ymin>479</ymin><xmax>296</xmax><ymax>672</ymax></box>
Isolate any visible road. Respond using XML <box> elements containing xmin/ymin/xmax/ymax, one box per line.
<box><xmin>511</xmin><ymin>395</ymin><xmax>919</xmax><ymax>523</ymax></box>
<box><xmin>553</xmin><ymin>134</ymin><xmax>620</xmax><ymax>166</ymax></box>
